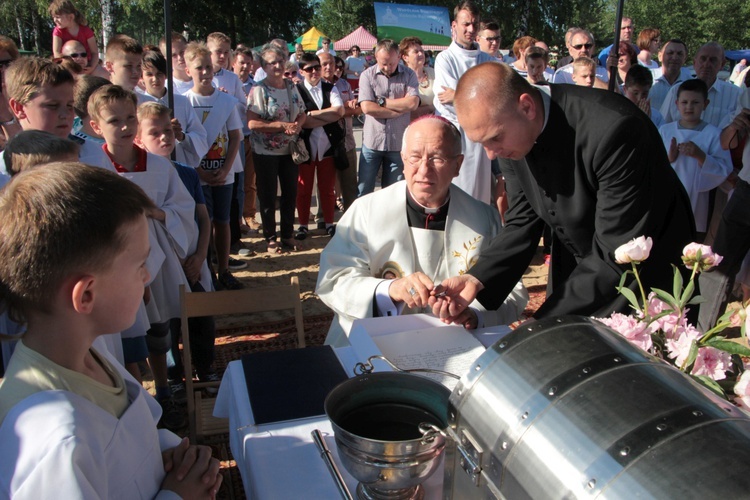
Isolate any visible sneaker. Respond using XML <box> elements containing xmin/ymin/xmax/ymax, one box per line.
<box><xmin>316</xmin><ymin>221</ymin><xmax>326</xmax><ymax>230</ymax></box>
<box><xmin>238</xmin><ymin>247</ymin><xmax>254</xmax><ymax>257</ymax></box>
<box><xmin>218</xmin><ymin>270</ymin><xmax>244</xmax><ymax>290</ymax></box>
<box><xmin>158</xmin><ymin>396</ymin><xmax>187</xmax><ymax>431</ymax></box>
<box><xmin>295</xmin><ymin>226</ymin><xmax>308</xmax><ymax>240</ymax></box>
<box><xmin>228</xmin><ymin>257</ymin><xmax>248</xmax><ymax>270</ymax></box>
<box><xmin>198</xmin><ymin>371</ymin><xmax>222</xmax><ymax>395</ymax></box>
<box><xmin>168</xmin><ymin>379</ymin><xmax>188</xmax><ymax>404</ymax></box>
<box><xmin>326</xmin><ymin>225</ymin><xmax>336</xmax><ymax>237</ymax></box>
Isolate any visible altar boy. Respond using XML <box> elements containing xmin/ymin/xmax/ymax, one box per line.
<box><xmin>89</xmin><ymin>84</ymin><xmax>196</xmax><ymax>422</ymax></box>
<box><xmin>0</xmin><ymin>163</ymin><xmax>221</xmax><ymax>498</ymax></box>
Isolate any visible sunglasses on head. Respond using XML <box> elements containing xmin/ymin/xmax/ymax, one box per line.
<box><xmin>67</xmin><ymin>52</ymin><xmax>87</xmax><ymax>58</ymax></box>
<box><xmin>302</xmin><ymin>64</ymin><xmax>321</xmax><ymax>72</ymax></box>
<box><xmin>572</xmin><ymin>43</ymin><xmax>593</xmax><ymax>50</ymax></box>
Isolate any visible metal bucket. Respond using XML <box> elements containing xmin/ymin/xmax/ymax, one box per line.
<box><xmin>444</xmin><ymin>315</ymin><xmax>750</xmax><ymax>499</ymax></box>
<box><xmin>325</xmin><ymin>372</ymin><xmax>450</xmax><ymax>499</ymax></box>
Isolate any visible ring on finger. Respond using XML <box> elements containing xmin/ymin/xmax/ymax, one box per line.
<box><xmin>408</xmin><ymin>287</ymin><xmax>417</xmax><ymax>296</ymax></box>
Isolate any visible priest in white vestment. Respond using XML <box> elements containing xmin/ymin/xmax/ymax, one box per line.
<box><xmin>317</xmin><ymin>116</ymin><xmax>528</xmax><ymax>347</ymax></box>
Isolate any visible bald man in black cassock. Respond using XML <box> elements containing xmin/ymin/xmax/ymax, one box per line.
<box><xmin>432</xmin><ymin>62</ymin><xmax>695</xmax><ymax>321</ymax></box>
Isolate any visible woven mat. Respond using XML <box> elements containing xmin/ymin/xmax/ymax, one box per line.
<box><xmin>212</xmin><ymin>313</ymin><xmax>333</xmax><ymax>376</ymax></box>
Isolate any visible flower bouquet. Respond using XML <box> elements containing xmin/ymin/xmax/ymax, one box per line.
<box><xmin>595</xmin><ymin>236</ymin><xmax>750</xmax><ymax>408</ymax></box>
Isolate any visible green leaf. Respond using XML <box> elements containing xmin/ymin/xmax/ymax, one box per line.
<box><xmin>680</xmin><ymin>279</ymin><xmax>695</xmax><ymax>307</ymax></box>
<box><xmin>672</xmin><ymin>266</ymin><xmax>683</xmax><ymax>299</ymax></box>
<box><xmin>651</xmin><ymin>287</ymin><xmax>679</xmax><ymax>309</ymax></box>
<box><xmin>618</xmin><ymin>286</ymin><xmax>642</xmax><ymax>311</ymax></box>
<box><xmin>704</xmin><ymin>339</ymin><xmax>750</xmax><ymax>357</ymax></box>
<box><xmin>684</xmin><ymin>341</ymin><xmax>699</xmax><ymax>370</ymax></box>
<box><xmin>687</xmin><ymin>295</ymin><xmax>705</xmax><ymax>305</ymax></box>
<box><xmin>617</xmin><ymin>270</ymin><xmax>631</xmax><ymax>291</ymax></box>
<box><xmin>691</xmin><ymin>375</ymin><xmax>727</xmax><ymax>397</ymax></box>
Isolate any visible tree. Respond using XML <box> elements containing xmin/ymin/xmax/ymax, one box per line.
<box><xmin>313</xmin><ymin>0</ymin><xmax>376</xmax><ymax>40</ymax></box>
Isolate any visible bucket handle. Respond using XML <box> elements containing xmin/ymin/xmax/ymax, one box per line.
<box><xmin>419</xmin><ymin>422</ymin><xmax>447</xmax><ymax>444</ymax></box>
<box><xmin>354</xmin><ymin>355</ymin><xmax>460</xmax><ymax>380</ymax></box>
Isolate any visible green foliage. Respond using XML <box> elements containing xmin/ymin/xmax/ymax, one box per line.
<box><xmin>1</xmin><ymin>0</ymin><xmax>747</xmax><ymax>60</ymax></box>
<box><xmin>607</xmin><ymin>0</ymin><xmax>750</xmax><ymax>61</ymax></box>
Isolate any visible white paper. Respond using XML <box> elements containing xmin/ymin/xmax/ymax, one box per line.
<box><xmin>372</xmin><ymin>326</ymin><xmax>485</xmax><ymax>390</ymax></box>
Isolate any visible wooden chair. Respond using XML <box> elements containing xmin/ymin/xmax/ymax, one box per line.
<box><xmin>179</xmin><ymin>276</ymin><xmax>306</xmax><ymax>441</ymax></box>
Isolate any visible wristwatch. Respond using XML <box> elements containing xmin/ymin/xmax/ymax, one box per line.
<box><xmin>377</xmin><ymin>97</ymin><xmax>386</xmax><ymax>107</ymax></box>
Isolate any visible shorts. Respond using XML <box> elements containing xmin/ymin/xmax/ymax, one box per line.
<box><xmin>146</xmin><ymin>321</ymin><xmax>172</xmax><ymax>354</ymax></box>
<box><xmin>202</xmin><ymin>183</ymin><xmax>233</xmax><ymax>224</ymax></box>
<box><xmin>122</xmin><ymin>336</ymin><xmax>149</xmax><ymax>364</ymax></box>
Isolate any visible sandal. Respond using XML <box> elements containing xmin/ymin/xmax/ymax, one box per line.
<box><xmin>267</xmin><ymin>240</ymin><xmax>282</xmax><ymax>254</ymax></box>
<box><xmin>281</xmin><ymin>238</ymin><xmax>300</xmax><ymax>252</ymax></box>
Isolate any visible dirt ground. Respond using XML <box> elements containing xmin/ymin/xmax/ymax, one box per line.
<box><xmin>223</xmin><ymin>224</ymin><xmax>549</xmax><ymax>327</ymax></box>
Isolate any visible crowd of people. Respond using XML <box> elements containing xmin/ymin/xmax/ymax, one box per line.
<box><xmin>0</xmin><ymin>0</ymin><xmax>749</xmax><ymax>496</ymax></box>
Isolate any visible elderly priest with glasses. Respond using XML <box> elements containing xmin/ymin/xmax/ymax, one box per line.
<box><xmin>317</xmin><ymin>115</ymin><xmax>528</xmax><ymax>347</ymax></box>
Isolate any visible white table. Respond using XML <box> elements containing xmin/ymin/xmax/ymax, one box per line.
<box><xmin>213</xmin><ymin>347</ymin><xmax>445</xmax><ymax>499</ymax></box>
<box><xmin>214</xmin><ymin>315</ymin><xmax>511</xmax><ymax>499</ymax></box>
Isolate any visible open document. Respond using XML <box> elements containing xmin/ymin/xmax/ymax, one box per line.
<box><xmin>348</xmin><ymin>314</ymin><xmax>512</xmax><ymax>390</ymax></box>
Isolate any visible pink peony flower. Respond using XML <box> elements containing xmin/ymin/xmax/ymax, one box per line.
<box><xmin>734</xmin><ymin>370</ymin><xmax>750</xmax><ymax>409</ymax></box>
<box><xmin>645</xmin><ymin>293</ymin><xmax>686</xmax><ymax>337</ymax></box>
<box><xmin>614</xmin><ymin>236</ymin><xmax>653</xmax><ymax>264</ymax></box>
<box><xmin>595</xmin><ymin>313</ymin><xmax>652</xmax><ymax>351</ymax></box>
<box><xmin>691</xmin><ymin>346</ymin><xmax>732</xmax><ymax>381</ymax></box>
<box><xmin>665</xmin><ymin>324</ymin><xmax>702</xmax><ymax>367</ymax></box>
<box><xmin>681</xmin><ymin>243</ymin><xmax>723</xmax><ymax>272</ymax></box>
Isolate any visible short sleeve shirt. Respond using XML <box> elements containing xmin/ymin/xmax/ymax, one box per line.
<box><xmin>247</xmin><ymin>81</ymin><xmax>306</xmax><ymax>155</ymax></box>
<box><xmin>358</xmin><ymin>63</ymin><xmax>419</xmax><ymax>151</ymax></box>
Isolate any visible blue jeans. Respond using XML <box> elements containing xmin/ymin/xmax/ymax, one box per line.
<box><xmin>357</xmin><ymin>145</ymin><xmax>404</xmax><ymax>197</ymax></box>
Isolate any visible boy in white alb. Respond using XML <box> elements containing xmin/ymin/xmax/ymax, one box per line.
<box><xmin>183</xmin><ymin>41</ymin><xmax>244</xmax><ymax>290</ymax></box>
<box><xmin>138</xmin><ymin>47</ymin><xmax>209</xmax><ymax>168</ymax></box>
<box><xmin>89</xmin><ymin>85</ymin><xmax>197</xmax><ymax>426</ymax></box>
<box><xmin>659</xmin><ymin>79</ymin><xmax>732</xmax><ymax>238</ymax></box>
<box><xmin>0</xmin><ymin>163</ymin><xmax>222</xmax><ymax>499</ymax></box>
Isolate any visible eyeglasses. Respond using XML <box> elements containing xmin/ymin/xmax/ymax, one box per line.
<box><xmin>301</xmin><ymin>64</ymin><xmax>321</xmax><ymax>72</ymax></box>
<box><xmin>481</xmin><ymin>36</ymin><xmax>501</xmax><ymax>43</ymax></box>
<box><xmin>284</xmin><ymin>71</ymin><xmax>298</xmax><ymax>77</ymax></box>
<box><xmin>571</xmin><ymin>43</ymin><xmax>593</xmax><ymax>50</ymax></box>
<box><xmin>0</xmin><ymin>59</ymin><xmax>13</xmax><ymax>69</ymax></box>
<box><xmin>406</xmin><ymin>154</ymin><xmax>457</xmax><ymax>169</ymax></box>
<box><xmin>67</xmin><ymin>52</ymin><xmax>87</xmax><ymax>58</ymax></box>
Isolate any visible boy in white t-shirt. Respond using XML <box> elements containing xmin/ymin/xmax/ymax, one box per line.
<box><xmin>138</xmin><ymin>47</ymin><xmax>209</xmax><ymax>168</ymax></box>
<box><xmin>183</xmin><ymin>41</ymin><xmax>244</xmax><ymax>290</ymax></box>
<box><xmin>0</xmin><ymin>163</ymin><xmax>221</xmax><ymax>498</ymax></box>
<box><xmin>159</xmin><ymin>31</ymin><xmax>194</xmax><ymax>96</ymax></box>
